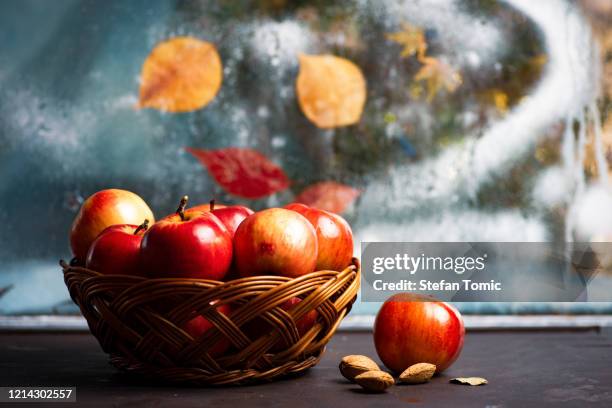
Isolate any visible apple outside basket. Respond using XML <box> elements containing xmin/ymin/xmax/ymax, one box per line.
<box><xmin>60</xmin><ymin>258</ymin><xmax>359</xmax><ymax>385</ymax></box>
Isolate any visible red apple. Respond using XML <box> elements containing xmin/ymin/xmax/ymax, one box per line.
<box><xmin>279</xmin><ymin>297</ymin><xmax>318</xmax><ymax>339</ymax></box>
<box><xmin>70</xmin><ymin>189</ymin><xmax>155</xmax><ymax>262</ymax></box>
<box><xmin>159</xmin><ymin>200</ymin><xmax>251</xmax><ymax>281</ymax></box>
<box><xmin>209</xmin><ymin>200</ymin><xmax>254</xmax><ymax>238</ymax></box>
<box><xmin>285</xmin><ymin>203</ymin><xmax>353</xmax><ymax>271</ymax></box>
<box><xmin>374</xmin><ymin>293</ymin><xmax>465</xmax><ymax>373</ymax></box>
<box><xmin>85</xmin><ymin>220</ymin><xmax>149</xmax><ymax>276</ymax></box>
<box><xmin>140</xmin><ymin>196</ymin><xmax>233</xmax><ymax>280</ymax></box>
<box><xmin>233</xmin><ymin>208</ymin><xmax>318</xmax><ymax>278</ymax></box>
<box><xmin>208</xmin><ymin>201</ymin><xmax>254</xmax><ymax>281</ymax></box>
<box><xmin>163</xmin><ymin>201</ymin><xmax>251</xmax><ymax>235</ymax></box>
<box><xmin>183</xmin><ymin>303</ymin><xmax>232</xmax><ymax>356</ymax></box>
<box><xmin>242</xmin><ymin>296</ymin><xmax>318</xmax><ymax>350</ymax></box>
<box><xmin>190</xmin><ymin>202</ymin><xmax>226</xmax><ymax>212</ymax></box>
<box><xmin>161</xmin><ymin>202</ymin><xmax>227</xmax><ymax>220</ymax></box>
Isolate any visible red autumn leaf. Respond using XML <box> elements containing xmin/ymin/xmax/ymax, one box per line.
<box><xmin>294</xmin><ymin>181</ymin><xmax>361</xmax><ymax>214</ymax></box>
<box><xmin>185</xmin><ymin>147</ymin><xmax>290</xmax><ymax>199</ymax></box>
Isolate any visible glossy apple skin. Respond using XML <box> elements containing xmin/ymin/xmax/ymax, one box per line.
<box><xmin>70</xmin><ymin>189</ymin><xmax>155</xmax><ymax>262</ymax></box>
<box><xmin>210</xmin><ymin>206</ymin><xmax>254</xmax><ymax>238</ymax></box>
<box><xmin>183</xmin><ymin>303</ymin><xmax>232</xmax><ymax>356</ymax></box>
<box><xmin>285</xmin><ymin>203</ymin><xmax>353</xmax><ymax>271</ymax></box>
<box><xmin>374</xmin><ymin>293</ymin><xmax>465</xmax><ymax>373</ymax></box>
<box><xmin>211</xmin><ymin>205</ymin><xmax>254</xmax><ymax>281</ymax></box>
<box><xmin>140</xmin><ymin>212</ymin><xmax>233</xmax><ymax>280</ymax></box>
<box><xmin>159</xmin><ymin>203</ymin><xmax>252</xmax><ymax>281</ymax></box>
<box><xmin>233</xmin><ymin>208</ymin><xmax>318</xmax><ymax>278</ymax></box>
<box><xmin>85</xmin><ymin>224</ymin><xmax>146</xmax><ymax>276</ymax></box>
<box><xmin>162</xmin><ymin>204</ymin><xmax>252</xmax><ymax>234</ymax></box>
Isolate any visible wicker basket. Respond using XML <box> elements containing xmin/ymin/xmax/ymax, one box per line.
<box><xmin>60</xmin><ymin>258</ymin><xmax>359</xmax><ymax>385</ymax></box>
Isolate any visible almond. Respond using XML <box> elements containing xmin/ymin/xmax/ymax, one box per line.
<box><xmin>399</xmin><ymin>363</ymin><xmax>437</xmax><ymax>384</ymax></box>
<box><xmin>339</xmin><ymin>355</ymin><xmax>380</xmax><ymax>382</ymax></box>
<box><xmin>354</xmin><ymin>370</ymin><xmax>395</xmax><ymax>392</ymax></box>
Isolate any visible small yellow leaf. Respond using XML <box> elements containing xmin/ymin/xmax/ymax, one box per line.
<box><xmin>529</xmin><ymin>54</ymin><xmax>548</xmax><ymax>70</ymax></box>
<box><xmin>450</xmin><ymin>377</ymin><xmax>488</xmax><ymax>386</ymax></box>
<box><xmin>414</xmin><ymin>57</ymin><xmax>462</xmax><ymax>101</ymax></box>
<box><xmin>479</xmin><ymin>88</ymin><xmax>509</xmax><ymax>114</ymax></box>
<box><xmin>383</xmin><ymin>112</ymin><xmax>397</xmax><ymax>124</ymax></box>
<box><xmin>296</xmin><ymin>53</ymin><xmax>367</xmax><ymax>129</ymax></box>
<box><xmin>138</xmin><ymin>36</ymin><xmax>223</xmax><ymax>113</ymax></box>
<box><xmin>492</xmin><ymin>90</ymin><xmax>508</xmax><ymax>113</ymax></box>
<box><xmin>386</xmin><ymin>23</ymin><xmax>427</xmax><ymax>60</ymax></box>
<box><xmin>408</xmin><ymin>82</ymin><xmax>424</xmax><ymax>100</ymax></box>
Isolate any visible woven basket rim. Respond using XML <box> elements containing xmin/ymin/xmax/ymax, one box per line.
<box><xmin>60</xmin><ymin>258</ymin><xmax>360</xmax><ymax>280</ymax></box>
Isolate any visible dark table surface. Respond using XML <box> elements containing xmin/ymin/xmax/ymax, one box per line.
<box><xmin>1</xmin><ymin>329</ymin><xmax>612</xmax><ymax>407</ymax></box>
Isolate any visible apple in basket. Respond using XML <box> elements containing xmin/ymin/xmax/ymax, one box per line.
<box><xmin>281</xmin><ymin>297</ymin><xmax>318</xmax><ymax>337</ymax></box>
<box><xmin>183</xmin><ymin>303</ymin><xmax>232</xmax><ymax>357</ymax></box>
<box><xmin>206</xmin><ymin>200</ymin><xmax>254</xmax><ymax>280</ymax></box>
<box><xmin>285</xmin><ymin>203</ymin><xmax>354</xmax><ymax>271</ymax></box>
<box><xmin>208</xmin><ymin>200</ymin><xmax>254</xmax><ymax>238</ymax></box>
<box><xmin>70</xmin><ymin>189</ymin><xmax>155</xmax><ymax>262</ymax></box>
<box><xmin>233</xmin><ymin>208</ymin><xmax>318</xmax><ymax>278</ymax></box>
<box><xmin>374</xmin><ymin>293</ymin><xmax>465</xmax><ymax>373</ymax></box>
<box><xmin>140</xmin><ymin>196</ymin><xmax>233</xmax><ymax>280</ymax></box>
<box><xmin>85</xmin><ymin>221</ymin><xmax>150</xmax><ymax>276</ymax></box>
<box><xmin>161</xmin><ymin>200</ymin><xmax>253</xmax><ymax>237</ymax></box>
<box><xmin>161</xmin><ymin>201</ymin><xmax>225</xmax><ymax>220</ymax></box>
<box><xmin>242</xmin><ymin>296</ymin><xmax>318</xmax><ymax>350</ymax></box>
<box><xmin>188</xmin><ymin>202</ymin><xmax>226</xmax><ymax>213</ymax></box>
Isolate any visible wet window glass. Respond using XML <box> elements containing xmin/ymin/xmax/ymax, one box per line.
<box><xmin>0</xmin><ymin>0</ymin><xmax>610</xmax><ymax>315</ymax></box>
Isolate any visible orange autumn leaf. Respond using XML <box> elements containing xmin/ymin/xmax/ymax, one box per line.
<box><xmin>386</xmin><ymin>23</ymin><xmax>427</xmax><ymax>60</ymax></box>
<box><xmin>138</xmin><ymin>36</ymin><xmax>222</xmax><ymax>113</ymax></box>
<box><xmin>414</xmin><ymin>57</ymin><xmax>462</xmax><ymax>101</ymax></box>
<box><xmin>296</xmin><ymin>54</ymin><xmax>367</xmax><ymax>129</ymax></box>
<box><xmin>294</xmin><ymin>181</ymin><xmax>360</xmax><ymax>214</ymax></box>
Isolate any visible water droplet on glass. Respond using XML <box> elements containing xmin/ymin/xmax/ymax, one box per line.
<box><xmin>63</xmin><ymin>191</ymin><xmax>84</xmax><ymax>212</ymax></box>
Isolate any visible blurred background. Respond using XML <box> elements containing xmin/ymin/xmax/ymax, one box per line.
<box><xmin>0</xmin><ymin>0</ymin><xmax>611</xmax><ymax>321</ymax></box>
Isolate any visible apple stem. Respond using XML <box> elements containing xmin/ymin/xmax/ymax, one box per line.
<box><xmin>209</xmin><ymin>199</ymin><xmax>215</xmax><ymax>212</ymax></box>
<box><xmin>176</xmin><ymin>195</ymin><xmax>189</xmax><ymax>221</ymax></box>
<box><xmin>134</xmin><ymin>219</ymin><xmax>149</xmax><ymax>235</ymax></box>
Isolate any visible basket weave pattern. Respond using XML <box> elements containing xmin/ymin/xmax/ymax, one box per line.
<box><xmin>61</xmin><ymin>259</ymin><xmax>359</xmax><ymax>385</ymax></box>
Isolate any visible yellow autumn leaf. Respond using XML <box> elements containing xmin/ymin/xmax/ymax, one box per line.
<box><xmin>491</xmin><ymin>89</ymin><xmax>508</xmax><ymax>113</ymax></box>
<box><xmin>479</xmin><ymin>88</ymin><xmax>509</xmax><ymax>114</ymax></box>
<box><xmin>408</xmin><ymin>82</ymin><xmax>424</xmax><ymax>100</ymax></box>
<box><xmin>138</xmin><ymin>36</ymin><xmax>222</xmax><ymax>113</ymax></box>
<box><xmin>529</xmin><ymin>54</ymin><xmax>548</xmax><ymax>70</ymax></box>
<box><xmin>414</xmin><ymin>57</ymin><xmax>462</xmax><ymax>101</ymax></box>
<box><xmin>296</xmin><ymin>53</ymin><xmax>367</xmax><ymax>129</ymax></box>
<box><xmin>386</xmin><ymin>23</ymin><xmax>427</xmax><ymax>60</ymax></box>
